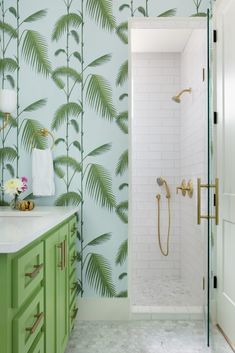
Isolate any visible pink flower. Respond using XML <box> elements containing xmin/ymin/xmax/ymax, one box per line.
<box><xmin>21</xmin><ymin>176</ymin><xmax>28</xmax><ymax>183</ymax></box>
<box><xmin>21</xmin><ymin>176</ymin><xmax>28</xmax><ymax>192</ymax></box>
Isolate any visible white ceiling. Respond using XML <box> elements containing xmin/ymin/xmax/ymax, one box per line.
<box><xmin>131</xmin><ymin>29</ymin><xmax>194</xmax><ymax>53</ymax></box>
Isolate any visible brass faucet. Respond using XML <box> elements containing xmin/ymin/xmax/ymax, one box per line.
<box><xmin>176</xmin><ymin>179</ymin><xmax>193</xmax><ymax>198</ymax></box>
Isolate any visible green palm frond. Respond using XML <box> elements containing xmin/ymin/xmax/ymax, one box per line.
<box><xmin>53</xmin><ymin>163</ymin><xmax>65</xmax><ymax>179</ymax></box>
<box><xmin>116</xmin><ymin>111</ymin><xmax>128</xmax><ymax>134</ymax></box>
<box><xmin>21</xmin><ymin>119</ymin><xmax>46</xmax><ymax>153</ymax></box>
<box><xmin>191</xmin><ymin>12</ymin><xmax>207</xmax><ymax>17</ymax></box>
<box><xmin>55</xmin><ymin>49</ymin><xmax>66</xmax><ymax>57</ymax></box>
<box><xmin>138</xmin><ymin>6</ymin><xmax>146</xmax><ymax>16</ymax></box>
<box><xmin>115</xmin><ymin>239</ymin><xmax>128</xmax><ymax>265</ymax></box>
<box><xmin>52</xmin><ymin>13</ymin><xmax>82</xmax><ymax>41</ymax></box>
<box><xmin>6</xmin><ymin>163</ymin><xmax>15</xmax><ymax>177</ymax></box>
<box><xmin>116</xmin><ymin>201</ymin><xmax>128</xmax><ymax>224</ymax></box>
<box><xmin>87</xmin><ymin>54</ymin><xmax>112</xmax><ymax>68</ymax></box>
<box><xmin>73</xmin><ymin>141</ymin><xmax>81</xmax><ymax>150</ymax></box>
<box><xmin>52</xmin><ymin>66</ymin><xmax>81</xmax><ymax>84</ymax></box>
<box><xmin>116</xmin><ymin>60</ymin><xmax>128</xmax><ymax>86</ymax></box>
<box><xmin>55</xmin><ymin>191</ymin><xmax>82</xmax><ymax>206</ymax></box>
<box><xmin>0</xmin><ymin>21</ymin><xmax>17</xmax><ymax>38</ymax></box>
<box><xmin>6</xmin><ymin>75</ymin><xmax>15</xmax><ymax>88</ymax></box>
<box><xmin>73</xmin><ymin>51</ymin><xmax>81</xmax><ymax>62</ymax></box>
<box><xmin>116</xmin><ymin>149</ymin><xmax>128</xmax><ymax>176</ymax></box>
<box><xmin>70</xmin><ymin>119</ymin><xmax>79</xmax><ymax>133</ymax></box>
<box><xmin>0</xmin><ymin>147</ymin><xmax>17</xmax><ymax>164</ymax></box>
<box><xmin>22</xmin><ymin>30</ymin><xmax>51</xmax><ymax>76</ymax></box>
<box><xmin>119</xmin><ymin>4</ymin><xmax>130</xmax><ymax>11</ymax></box>
<box><xmin>23</xmin><ymin>9</ymin><xmax>47</xmax><ymax>23</ymax></box>
<box><xmin>54</xmin><ymin>155</ymin><xmax>82</xmax><ymax>172</ymax></box>
<box><xmin>85</xmin><ymin>163</ymin><xmax>116</xmax><ymax>210</ymax></box>
<box><xmin>86</xmin><ymin>143</ymin><xmax>111</xmax><ymax>157</ymax></box>
<box><xmin>116</xmin><ymin>290</ymin><xmax>128</xmax><ymax>298</ymax></box>
<box><xmin>158</xmin><ymin>9</ymin><xmax>177</xmax><ymax>17</ymax></box>
<box><xmin>0</xmin><ymin>58</ymin><xmax>18</xmax><ymax>74</ymax></box>
<box><xmin>86</xmin><ymin>0</ymin><xmax>116</xmax><ymax>31</ymax></box>
<box><xmin>70</xmin><ymin>30</ymin><xmax>80</xmax><ymax>44</ymax></box>
<box><xmin>119</xmin><ymin>183</ymin><xmax>128</xmax><ymax>191</ymax></box>
<box><xmin>9</xmin><ymin>7</ymin><xmax>17</xmax><ymax>18</ymax></box>
<box><xmin>55</xmin><ymin>138</ymin><xmax>65</xmax><ymax>146</ymax></box>
<box><xmin>51</xmin><ymin>102</ymin><xmax>82</xmax><ymax>131</ymax></box>
<box><xmin>116</xmin><ymin>22</ymin><xmax>128</xmax><ymax>44</ymax></box>
<box><xmin>22</xmin><ymin>98</ymin><xmax>47</xmax><ymax>112</ymax></box>
<box><xmin>119</xmin><ymin>273</ymin><xmax>127</xmax><ymax>280</ymax></box>
<box><xmin>85</xmin><ymin>253</ymin><xmax>116</xmax><ymax>297</ymax></box>
<box><xmin>86</xmin><ymin>74</ymin><xmax>116</xmax><ymax>120</ymax></box>
<box><xmin>86</xmin><ymin>233</ymin><xmax>111</xmax><ymax>246</ymax></box>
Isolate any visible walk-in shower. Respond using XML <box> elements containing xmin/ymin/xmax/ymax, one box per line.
<box><xmin>130</xmin><ymin>18</ymin><xmax>208</xmax><ymax>320</ymax></box>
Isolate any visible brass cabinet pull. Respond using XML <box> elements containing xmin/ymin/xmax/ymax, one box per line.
<box><xmin>26</xmin><ymin>312</ymin><xmax>44</xmax><ymax>334</ymax></box>
<box><xmin>63</xmin><ymin>239</ymin><xmax>66</xmax><ymax>269</ymax></box>
<box><xmin>57</xmin><ymin>242</ymin><xmax>64</xmax><ymax>270</ymax></box>
<box><xmin>197</xmin><ymin>178</ymin><xmax>219</xmax><ymax>225</ymax></box>
<box><xmin>25</xmin><ymin>264</ymin><xmax>43</xmax><ymax>278</ymax></box>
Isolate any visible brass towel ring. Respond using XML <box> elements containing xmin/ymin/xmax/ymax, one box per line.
<box><xmin>32</xmin><ymin>128</ymin><xmax>55</xmax><ymax>150</ymax></box>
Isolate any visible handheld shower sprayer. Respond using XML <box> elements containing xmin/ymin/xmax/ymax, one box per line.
<box><xmin>157</xmin><ymin>177</ymin><xmax>171</xmax><ymax>199</ymax></box>
<box><xmin>156</xmin><ymin>177</ymin><xmax>171</xmax><ymax>256</ymax></box>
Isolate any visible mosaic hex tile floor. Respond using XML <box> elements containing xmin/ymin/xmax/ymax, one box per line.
<box><xmin>65</xmin><ymin>320</ymin><xmax>207</xmax><ymax>353</ymax></box>
<box><xmin>66</xmin><ymin>320</ymin><xmax>232</xmax><ymax>353</ymax></box>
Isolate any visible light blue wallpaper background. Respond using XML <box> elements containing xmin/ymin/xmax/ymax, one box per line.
<box><xmin>0</xmin><ymin>0</ymin><xmax>210</xmax><ymax>297</ymax></box>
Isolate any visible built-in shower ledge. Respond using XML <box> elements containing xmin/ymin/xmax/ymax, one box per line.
<box><xmin>130</xmin><ymin>305</ymin><xmax>203</xmax><ymax>321</ymax></box>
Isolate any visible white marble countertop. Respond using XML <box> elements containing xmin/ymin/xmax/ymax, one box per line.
<box><xmin>0</xmin><ymin>206</ymin><xmax>79</xmax><ymax>253</ymax></box>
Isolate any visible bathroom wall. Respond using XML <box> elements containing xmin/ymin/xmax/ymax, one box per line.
<box><xmin>0</xmin><ymin>0</ymin><xmax>210</xmax><ymax>298</ymax></box>
<box><xmin>131</xmin><ymin>52</ymin><xmax>181</xmax><ymax>304</ymax></box>
<box><xmin>180</xmin><ymin>29</ymin><xmax>208</xmax><ymax>305</ymax></box>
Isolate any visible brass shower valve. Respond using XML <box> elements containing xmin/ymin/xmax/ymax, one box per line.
<box><xmin>176</xmin><ymin>179</ymin><xmax>193</xmax><ymax>198</ymax></box>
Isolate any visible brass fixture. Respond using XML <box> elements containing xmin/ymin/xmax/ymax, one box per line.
<box><xmin>197</xmin><ymin>178</ymin><xmax>219</xmax><ymax>225</ymax></box>
<box><xmin>25</xmin><ymin>264</ymin><xmax>43</xmax><ymax>278</ymax></box>
<box><xmin>156</xmin><ymin>177</ymin><xmax>171</xmax><ymax>256</ymax></box>
<box><xmin>172</xmin><ymin>88</ymin><xmax>192</xmax><ymax>103</ymax></box>
<box><xmin>176</xmin><ymin>179</ymin><xmax>193</xmax><ymax>197</ymax></box>
<box><xmin>26</xmin><ymin>312</ymin><xmax>44</xmax><ymax>334</ymax></box>
<box><xmin>156</xmin><ymin>177</ymin><xmax>171</xmax><ymax>198</ymax></box>
<box><xmin>31</xmin><ymin>128</ymin><xmax>55</xmax><ymax>150</ymax></box>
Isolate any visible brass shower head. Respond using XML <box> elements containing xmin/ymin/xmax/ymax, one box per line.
<box><xmin>172</xmin><ymin>88</ymin><xmax>192</xmax><ymax>103</ymax></box>
<box><xmin>157</xmin><ymin>177</ymin><xmax>171</xmax><ymax>199</ymax></box>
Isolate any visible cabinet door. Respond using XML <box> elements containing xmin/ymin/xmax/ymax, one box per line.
<box><xmin>45</xmin><ymin>229</ymin><xmax>58</xmax><ymax>353</ymax></box>
<box><xmin>56</xmin><ymin>224</ymin><xmax>69</xmax><ymax>353</ymax></box>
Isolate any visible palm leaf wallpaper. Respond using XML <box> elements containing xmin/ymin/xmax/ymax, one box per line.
<box><xmin>0</xmin><ymin>0</ymin><xmax>209</xmax><ymax>297</ymax></box>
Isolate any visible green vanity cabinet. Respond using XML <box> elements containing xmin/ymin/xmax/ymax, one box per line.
<box><xmin>0</xmin><ymin>213</ymin><xmax>78</xmax><ymax>353</ymax></box>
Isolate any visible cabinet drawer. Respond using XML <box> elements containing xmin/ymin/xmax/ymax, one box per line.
<box><xmin>68</xmin><ymin>216</ymin><xmax>77</xmax><ymax>248</ymax></box>
<box><xmin>28</xmin><ymin>332</ymin><xmax>44</xmax><ymax>353</ymax></box>
<box><xmin>69</xmin><ymin>295</ymin><xmax>78</xmax><ymax>333</ymax></box>
<box><xmin>13</xmin><ymin>242</ymin><xmax>44</xmax><ymax>308</ymax></box>
<box><xmin>13</xmin><ymin>288</ymin><xmax>44</xmax><ymax>353</ymax></box>
<box><xmin>69</xmin><ymin>268</ymin><xmax>78</xmax><ymax>306</ymax></box>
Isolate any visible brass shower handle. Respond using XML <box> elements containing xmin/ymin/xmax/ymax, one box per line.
<box><xmin>176</xmin><ymin>179</ymin><xmax>194</xmax><ymax>197</ymax></box>
<box><xmin>197</xmin><ymin>178</ymin><xmax>219</xmax><ymax>225</ymax></box>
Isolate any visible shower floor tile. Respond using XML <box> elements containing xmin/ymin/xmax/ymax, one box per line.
<box><xmin>132</xmin><ymin>276</ymin><xmax>202</xmax><ymax>306</ymax></box>
<box><xmin>65</xmin><ymin>320</ymin><xmax>216</xmax><ymax>353</ymax></box>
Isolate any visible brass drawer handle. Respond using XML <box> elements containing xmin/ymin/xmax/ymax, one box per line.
<box><xmin>71</xmin><ymin>307</ymin><xmax>78</xmax><ymax>320</ymax></box>
<box><xmin>25</xmin><ymin>264</ymin><xmax>43</xmax><ymax>278</ymax></box>
<box><xmin>57</xmin><ymin>242</ymin><xmax>64</xmax><ymax>270</ymax></box>
<box><xmin>63</xmin><ymin>239</ymin><xmax>67</xmax><ymax>269</ymax></box>
<box><xmin>26</xmin><ymin>312</ymin><xmax>44</xmax><ymax>334</ymax></box>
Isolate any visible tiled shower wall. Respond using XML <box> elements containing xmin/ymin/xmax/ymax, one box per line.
<box><xmin>180</xmin><ymin>29</ymin><xmax>207</xmax><ymax>304</ymax></box>
<box><xmin>131</xmin><ymin>52</ymin><xmax>181</xmax><ymax>288</ymax></box>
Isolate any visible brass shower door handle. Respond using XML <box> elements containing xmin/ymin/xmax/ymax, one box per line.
<box><xmin>197</xmin><ymin>178</ymin><xmax>219</xmax><ymax>225</ymax></box>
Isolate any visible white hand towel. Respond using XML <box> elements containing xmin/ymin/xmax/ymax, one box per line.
<box><xmin>32</xmin><ymin>148</ymin><xmax>55</xmax><ymax>196</ymax></box>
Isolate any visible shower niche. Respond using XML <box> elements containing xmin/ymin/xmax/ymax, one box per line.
<box><xmin>129</xmin><ymin>18</ymin><xmax>208</xmax><ymax>318</ymax></box>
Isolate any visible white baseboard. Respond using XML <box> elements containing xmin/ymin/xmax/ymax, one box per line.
<box><xmin>77</xmin><ymin>298</ymin><xmax>130</xmax><ymax>321</ymax></box>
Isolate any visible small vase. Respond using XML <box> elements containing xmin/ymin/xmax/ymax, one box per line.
<box><xmin>10</xmin><ymin>194</ymin><xmax>20</xmax><ymax>210</ymax></box>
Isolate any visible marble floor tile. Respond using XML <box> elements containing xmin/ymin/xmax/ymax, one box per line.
<box><xmin>65</xmin><ymin>320</ymin><xmax>223</xmax><ymax>353</ymax></box>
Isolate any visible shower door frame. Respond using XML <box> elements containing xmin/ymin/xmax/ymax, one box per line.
<box><xmin>128</xmin><ymin>17</ymin><xmax>210</xmax><ymax>334</ymax></box>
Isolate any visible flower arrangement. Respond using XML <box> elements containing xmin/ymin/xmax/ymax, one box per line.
<box><xmin>3</xmin><ymin>177</ymin><xmax>28</xmax><ymax>209</ymax></box>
